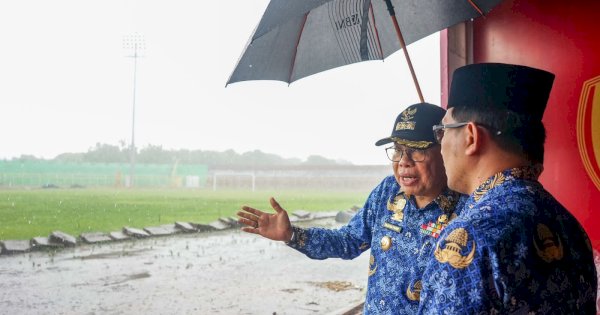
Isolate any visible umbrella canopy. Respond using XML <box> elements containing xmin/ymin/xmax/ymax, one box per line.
<box><xmin>227</xmin><ymin>0</ymin><xmax>502</xmax><ymax>87</ymax></box>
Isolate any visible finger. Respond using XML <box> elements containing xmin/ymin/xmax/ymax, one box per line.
<box><xmin>237</xmin><ymin>211</ymin><xmax>259</xmax><ymax>221</ymax></box>
<box><xmin>241</xmin><ymin>227</ymin><xmax>261</xmax><ymax>234</ymax></box>
<box><xmin>238</xmin><ymin>217</ymin><xmax>257</xmax><ymax>228</ymax></box>
<box><xmin>270</xmin><ymin>197</ymin><xmax>285</xmax><ymax>214</ymax></box>
<box><xmin>241</xmin><ymin>205</ymin><xmax>264</xmax><ymax>216</ymax></box>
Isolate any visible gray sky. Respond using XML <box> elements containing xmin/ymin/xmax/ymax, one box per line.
<box><xmin>0</xmin><ymin>0</ymin><xmax>440</xmax><ymax>165</ymax></box>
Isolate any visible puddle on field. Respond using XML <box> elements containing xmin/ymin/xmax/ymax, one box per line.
<box><xmin>0</xmin><ymin>220</ymin><xmax>368</xmax><ymax>314</ymax></box>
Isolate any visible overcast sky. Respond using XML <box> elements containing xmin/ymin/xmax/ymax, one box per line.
<box><xmin>0</xmin><ymin>0</ymin><xmax>440</xmax><ymax>165</ymax></box>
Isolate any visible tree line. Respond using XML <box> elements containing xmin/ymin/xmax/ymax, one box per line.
<box><xmin>12</xmin><ymin>143</ymin><xmax>348</xmax><ymax>166</ymax></box>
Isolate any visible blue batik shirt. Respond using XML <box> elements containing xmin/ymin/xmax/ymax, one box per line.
<box><xmin>287</xmin><ymin>175</ymin><xmax>466</xmax><ymax>314</ymax></box>
<box><xmin>418</xmin><ymin>165</ymin><xmax>598</xmax><ymax>314</ymax></box>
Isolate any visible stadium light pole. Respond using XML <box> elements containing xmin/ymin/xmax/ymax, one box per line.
<box><xmin>123</xmin><ymin>34</ymin><xmax>145</xmax><ymax>188</ymax></box>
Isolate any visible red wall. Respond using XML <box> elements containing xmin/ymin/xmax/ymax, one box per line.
<box><xmin>471</xmin><ymin>0</ymin><xmax>600</xmax><ymax>248</ymax></box>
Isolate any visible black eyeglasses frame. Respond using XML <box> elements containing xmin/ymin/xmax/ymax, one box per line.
<box><xmin>432</xmin><ymin>122</ymin><xmax>469</xmax><ymax>143</ymax></box>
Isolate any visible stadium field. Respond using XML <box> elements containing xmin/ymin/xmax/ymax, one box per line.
<box><xmin>0</xmin><ymin>188</ymin><xmax>369</xmax><ymax>240</ymax></box>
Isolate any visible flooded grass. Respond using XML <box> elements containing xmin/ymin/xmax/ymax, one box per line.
<box><xmin>0</xmin><ymin>188</ymin><xmax>368</xmax><ymax>240</ymax></box>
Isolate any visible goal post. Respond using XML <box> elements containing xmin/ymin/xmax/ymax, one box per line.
<box><xmin>212</xmin><ymin>172</ymin><xmax>256</xmax><ymax>192</ymax></box>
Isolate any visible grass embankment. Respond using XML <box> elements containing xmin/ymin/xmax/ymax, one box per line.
<box><xmin>0</xmin><ymin>188</ymin><xmax>368</xmax><ymax>240</ymax></box>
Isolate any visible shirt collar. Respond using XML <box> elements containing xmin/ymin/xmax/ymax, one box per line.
<box><xmin>399</xmin><ymin>187</ymin><xmax>461</xmax><ymax>212</ymax></box>
<box><xmin>470</xmin><ymin>164</ymin><xmax>543</xmax><ymax>203</ymax></box>
<box><xmin>433</xmin><ymin>188</ymin><xmax>463</xmax><ymax>213</ymax></box>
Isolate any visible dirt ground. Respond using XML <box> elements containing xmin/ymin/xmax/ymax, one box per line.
<box><xmin>0</xmin><ymin>219</ymin><xmax>369</xmax><ymax>314</ymax></box>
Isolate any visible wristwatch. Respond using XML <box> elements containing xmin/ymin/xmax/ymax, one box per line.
<box><xmin>285</xmin><ymin>226</ymin><xmax>297</xmax><ymax>244</ymax></box>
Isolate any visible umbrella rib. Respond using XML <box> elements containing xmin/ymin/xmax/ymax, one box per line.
<box><xmin>366</xmin><ymin>15</ymin><xmax>378</xmax><ymax>59</ymax></box>
<box><xmin>467</xmin><ymin>0</ymin><xmax>485</xmax><ymax>17</ymax></box>
<box><xmin>335</xmin><ymin>0</ymin><xmax>350</xmax><ymax>62</ymax></box>
<box><xmin>369</xmin><ymin>2</ymin><xmax>384</xmax><ymax>59</ymax></box>
<box><xmin>327</xmin><ymin>2</ymin><xmax>346</xmax><ymax>63</ymax></box>
<box><xmin>328</xmin><ymin>3</ymin><xmax>352</xmax><ymax>64</ymax></box>
<box><xmin>288</xmin><ymin>13</ymin><xmax>309</xmax><ymax>84</ymax></box>
<box><xmin>349</xmin><ymin>0</ymin><xmax>362</xmax><ymax>62</ymax></box>
<box><xmin>334</xmin><ymin>1</ymin><xmax>354</xmax><ymax>64</ymax></box>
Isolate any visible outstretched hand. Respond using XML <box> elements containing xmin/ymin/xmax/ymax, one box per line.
<box><xmin>237</xmin><ymin>197</ymin><xmax>293</xmax><ymax>242</ymax></box>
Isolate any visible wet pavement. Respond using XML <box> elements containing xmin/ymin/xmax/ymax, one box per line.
<box><xmin>0</xmin><ymin>219</ymin><xmax>369</xmax><ymax>314</ymax></box>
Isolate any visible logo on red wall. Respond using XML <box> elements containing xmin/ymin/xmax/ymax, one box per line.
<box><xmin>577</xmin><ymin>75</ymin><xmax>600</xmax><ymax>191</ymax></box>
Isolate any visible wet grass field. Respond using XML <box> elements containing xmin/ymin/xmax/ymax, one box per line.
<box><xmin>0</xmin><ymin>188</ymin><xmax>369</xmax><ymax>240</ymax></box>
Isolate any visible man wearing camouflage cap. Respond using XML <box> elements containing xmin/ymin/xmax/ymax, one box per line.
<box><xmin>238</xmin><ymin>103</ymin><xmax>465</xmax><ymax>314</ymax></box>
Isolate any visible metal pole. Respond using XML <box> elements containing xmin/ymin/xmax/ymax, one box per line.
<box><xmin>123</xmin><ymin>34</ymin><xmax>145</xmax><ymax>187</ymax></box>
<box><xmin>130</xmin><ymin>43</ymin><xmax>138</xmax><ymax>187</ymax></box>
<box><xmin>383</xmin><ymin>0</ymin><xmax>424</xmax><ymax>103</ymax></box>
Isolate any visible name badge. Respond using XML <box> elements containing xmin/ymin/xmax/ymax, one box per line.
<box><xmin>383</xmin><ymin>222</ymin><xmax>402</xmax><ymax>233</ymax></box>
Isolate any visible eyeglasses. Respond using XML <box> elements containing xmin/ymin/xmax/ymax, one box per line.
<box><xmin>385</xmin><ymin>146</ymin><xmax>427</xmax><ymax>162</ymax></box>
<box><xmin>432</xmin><ymin>122</ymin><xmax>502</xmax><ymax>143</ymax></box>
<box><xmin>432</xmin><ymin>122</ymin><xmax>469</xmax><ymax>144</ymax></box>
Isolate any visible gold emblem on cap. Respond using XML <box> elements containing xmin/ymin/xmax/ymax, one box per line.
<box><xmin>395</xmin><ymin>107</ymin><xmax>418</xmax><ymax>130</ymax></box>
<box><xmin>368</xmin><ymin>254</ymin><xmax>377</xmax><ymax>276</ymax></box>
<box><xmin>401</xmin><ymin>107</ymin><xmax>417</xmax><ymax>121</ymax></box>
<box><xmin>406</xmin><ymin>280</ymin><xmax>422</xmax><ymax>301</ymax></box>
<box><xmin>434</xmin><ymin>228</ymin><xmax>476</xmax><ymax>269</ymax></box>
<box><xmin>380</xmin><ymin>236</ymin><xmax>392</xmax><ymax>251</ymax></box>
<box><xmin>533</xmin><ymin>223</ymin><xmax>563</xmax><ymax>263</ymax></box>
<box><xmin>391</xmin><ymin>138</ymin><xmax>432</xmax><ymax>149</ymax></box>
<box><xmin>395</xmin><ymin>121</ymin><xmax>416</xmax><ymax>131</ymax></box>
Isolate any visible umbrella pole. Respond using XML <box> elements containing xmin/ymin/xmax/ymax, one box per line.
<box><xmin>383</xmin><ymin>0</ymin><xmax>424</xmax><ymax>103</ymax></box>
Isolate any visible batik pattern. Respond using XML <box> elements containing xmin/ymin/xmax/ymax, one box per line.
<box><xmin>287</xmin><ymin>175</ymin><xmax>465</xmax><ymax>314</ymax></box>
<box><xmin>418</xmin><ymin>166</ymin><xmax>597</xmax><ymax>314</ymax></box>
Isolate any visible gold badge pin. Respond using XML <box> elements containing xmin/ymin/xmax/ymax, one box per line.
<box><xmin>387</xmin><ymin>194</ymin><xmax>407</xmax><ymax>222</ymax></box>
<box><xmin>380</xmin><ymin>236</ymin><xmax>392</xmax><ymax>251</ymax></box>
<box><xmin>383</xmin><ymin>222</ymin><xmax>402</xmax><ymax>233</ymax></box>
<box><xmin>387</xmin><ymin>194</ymin><xmax>407</xmax><ymax>211</ymax></box>
<box><xmin>395</xmin><ymin>198</ymin><xmax>407</xmax><ymax>212</ymax></box>
<box><xmin>392</xmin><ymin>211</ymin><xmax>404</xmax><ymax>222</ymax></box>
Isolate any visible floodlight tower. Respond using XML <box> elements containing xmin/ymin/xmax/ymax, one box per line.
<box><xmin>123</xmin><ymin>34</ymin><xmax>145</xmax><ymax>187</ymax></box>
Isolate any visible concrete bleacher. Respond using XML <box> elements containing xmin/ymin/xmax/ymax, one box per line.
<box><xmin>0</xmin><ymin>207</ymin><xmax>359</xmax><ymax>256</ymax></box>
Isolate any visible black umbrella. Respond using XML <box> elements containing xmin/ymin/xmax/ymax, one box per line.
<box><xmin>227</xmin><ymin>0</ymin><xmax>503</xmax><ymax>102</ymax></box>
